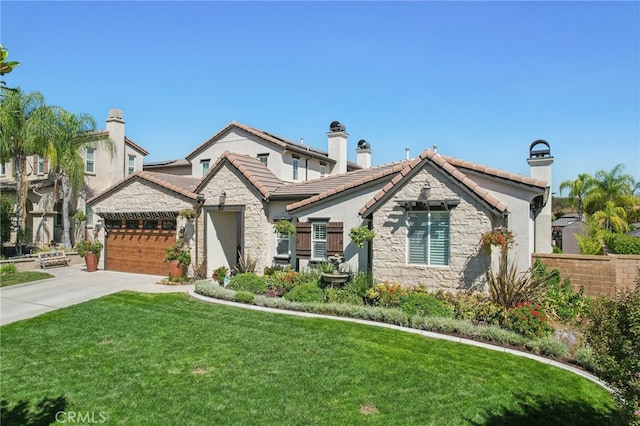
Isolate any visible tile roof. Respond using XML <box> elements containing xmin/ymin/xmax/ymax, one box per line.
<box><xmin>359</xmin><ymin>149</ymin><xmax>513</xmax><ymax>217</ymax></box>
<box><xmin>185</xmin><ymin>121</ymin><xmax>360</xmax><ymax>170</ymax></box>
<box><xmin>441</xmin><ymin>155</ymin><xmax>547</xmax><ymax>188</ymax></box>
<box><xmin>125</xmin><ymin>137</ymin><xmax>149</xmax><ymax>156</ymax></box>
<box><xmin>144</xmin><ymin>158</ymin><xmax>191</xmax><ymax>168</ymax></box>
<box><xmin>88</xmin><ymin>171</ymin><xmax>200</xmax><ymax>204</ymax></box>
<box><xmin>283</xmin><ymin>162</ymin><xmax>406</xmax><ymax>211</ymax></box>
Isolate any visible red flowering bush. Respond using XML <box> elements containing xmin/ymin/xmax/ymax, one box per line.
<box><xmin>480</xmin><ymin>228</ymin><xmax>515</xmax><ymax>254</ymax></box>
<box><xmin>365</xmin><ymin>282</ymin><xmax>408</xmax><ymax>308</ymax></box>
<box><xmin>265</xmin><ymin>270</ymin><xmax>302</xmax><ymax>296</ymax></box>
<box><xmin>503</xmin><ymin>302</ymin><xmax>553</xmax><ymax>338</ymax></box>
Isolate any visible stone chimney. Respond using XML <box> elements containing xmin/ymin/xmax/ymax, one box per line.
<box><xmin>327</xmin><ymin>121</ymin><xmax>348</xmax><ymax>175</ymax></box>
<box><xmin>356</xmin><ymin>139</ymin><xmax>372</xmax><ymax>168</ymax></box>
<box><xmin>106</xmin><ymin>108</ymin><xmax>125</xmax><ymax>184</ymax></box>
<box><xmin>527</xmin><ymin>139</ymin><xmax>554</xmax><ymax>254</ymax></box>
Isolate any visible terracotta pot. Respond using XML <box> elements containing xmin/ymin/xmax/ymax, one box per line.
<box><xmin>169</xmin><ymin>260</ymin><xmax>185</xmax><ymax>278</ymax></box>
<box><xmin>85</xmin><ymin>252</ymin><xmax>98</xmax><ymax>272</ymax></box>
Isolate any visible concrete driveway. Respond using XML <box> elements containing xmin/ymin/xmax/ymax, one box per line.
<box><xmin>0</xmin><ymin>264</ymin><xmax>194</xmax><ymax>326</ymax></box>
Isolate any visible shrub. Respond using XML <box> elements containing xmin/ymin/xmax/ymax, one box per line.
<box><xmin>227</xmin><ymin>273</ymin><xmax>267</xmax><ymax>294</ymax></box>
<box><xmin>435</xmin><ymin>290</ymin><xmax>504</xmax><ymax>325</ymax></box>
<box><xmin>234</xmin><ymin>253</ymin><xmax>256</xmax><ymax>274</ymax></box>
<box><xmin>399</xmin><ymin>292</ymin><xmax>453</xmax><ymax>318</ymax></box>
<box><xmin>574</xmin><ymin>345</ymin><xmax>597</xmax><ymax>372</ymax></box>
<box><xmin>525</xmin><ymin>336</ymin><xmax>569</xmax><ymax>358</ymax></box>
<box><xmin>365</xmin><ymin>282</ymin><xmax>408</xmax><ymax>308</ymax></box>
<box><xmin>487</xmin><ymin>258</ymin><xmax>550</xmax><ymax>311</ymax></box>
<box><xmin>503</xmin><ymin>302</ymin><xmax>553</xmax><ymax>339</ymax></box>
<box><xmin>234</xmin><ymin>291</ymin><xmax>255</xmax><ymax>304</ymax></box>
<box><xmin>1</xmin><ymin>263</ymin><xmax>17</xmax><ymax>275</ymax></box>
<box><xmin>603</xmin><ymin>232</ymin><xmax>640</xmax><ymax>255</ymax></box>
<box><xmin>212</xmin><ymin>265</ymin><xmax>229</xmax><ymax>285</ymax></box>
<box><xmin>266</xmin><ymin>270</ymin><xmax>301</xmax><ymax>296</ymax></box>
<box><xmin>344</xmin><ymin>271</ymin><xmax>374</xmax><ymax>303</ymax></box>
<box><xmin>284</xmin><ymin>283</ymin><xmax>324</xmax><ymax>303</ymax></box>
<box><xmin>584</xmin><ymin>283</ymin><xmax>640</xmax><ymax>424</ymax></box>
<box><xmin>324</xmin><ymin>288</ymin><xmax>362</xmax><ymax>305</ymax></box>
<box><xmin>535</xmin><ymin>259</ymin><xmax>589</xmax><ymax>323</ymax></box>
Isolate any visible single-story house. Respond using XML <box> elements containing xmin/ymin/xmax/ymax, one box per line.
<box><xmin>88</xmin><ymin>121</ymin><xmax>553</xmax><ymax>290</ymax></box>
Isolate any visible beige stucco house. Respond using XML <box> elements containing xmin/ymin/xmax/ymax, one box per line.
<box><xmin>88</xmin><ymin>119</ymin><xmax>553</xmax><ymax>290</ymax></box>
<box><xmin>0</xmin><ymin>109</ymin><xmax>147</xmax><ymax>251</ymax></box>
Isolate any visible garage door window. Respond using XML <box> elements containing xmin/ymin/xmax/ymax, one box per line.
<box><xmin>143</xmin><ymin>220</ymin><xmax>158</xmax><ymax>229</ymax></box>
<box><xmin>107</xmin><ymin>220</ymin><xmax>122</xmax><ymax>229</ymax></box>
<box><xmin>126</xmin><ymin>220</ymin><xmax>139</xmax><ymax>229</ymax></box>
<box><xmin>162</xmin><ymin>220</ymin><xmax>176</xmax><ymax>231</ymax></box>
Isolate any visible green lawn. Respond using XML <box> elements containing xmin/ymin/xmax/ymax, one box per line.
<box><xmin>0</xmin><ymin>270</ymin><xmax>53</xmax><ymax>287</ymax></box>
<box><xmin>0</xmin><ymin>292</ymin><xmax>618</xmax><ymax>425</ymax></box>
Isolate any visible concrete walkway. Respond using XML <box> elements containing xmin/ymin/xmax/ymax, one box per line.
<box><xmin>1</xmin><ymin>264</ymin><xmax>194</xmax><ymax>326</ymax></box>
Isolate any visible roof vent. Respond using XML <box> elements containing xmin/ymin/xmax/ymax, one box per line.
<box><xmin>329</xmin><ymin>121</ymin><xmax>346</xmax><ymax>132</ymax></box>
<box><xmin>357</xmin><ymin>139</ymin><xmax>370</xmax><ymax>149</ymax></box>
<box><xmin>529</xmin><ymin>139</ymin><xmax>551</xmax><ymax>159</ymax></box>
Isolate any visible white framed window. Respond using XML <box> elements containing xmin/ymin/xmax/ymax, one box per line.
<box><xmin>320</xmin><ymin>164</ymin><xmax>326</xmax><ymax>177</ymax></box>
<box><xmin>201</xmin><ymin>159</ymin><xmax>210</xmax><ymax>176</ymax></box>
<box><xmin>276</xmin><ymin>231</ymin><xmax>290</xmax><ymax>256</ymax></box>
<box><xmin>86</xmin><ymin>205</ymin><xmax>94</xmax><ymax>226</ymax></box>
<box><xmin>37</xmin><ymin>155</ymin><xmax>45</xmax><ymax>174</ymax></box>
<box><xmin>128</xmin><ymin>155</ymin><xmax>136</xmax><ymax>175</ymax></box>
<box><xmin>407</xmin><ymin>211</ymin><xmax>450</xmax><ymax>266</ymax></box>
<box><xmin>258</xmin><ymin>154</ymin><xmax>269</xmax><ymax>167</ymax></box>
<box><xmin>292</xmin><ymin>159</ymin><xmax>299</xmax><ymax>180</ymax></box>
<box><xmin>311</xmin><ymin>222</ymin><xmax>327</xmax><ymax>260</ymax></box>
<box><xmin>85</xmin><ymin>148</ymin><xmax>95</xmax><ymax>173</ymax></box>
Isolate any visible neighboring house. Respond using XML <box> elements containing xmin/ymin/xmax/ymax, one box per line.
<box><xmin>0</xmin><ymin>109</ymin><xmax>148</xmax><ymax>248</ymax></box>
<box><xmin>552</xmin><ymin>214</ymin><xmax>588</xmax><ymax>254</ymax></box>
<box><xmin>88</xmin><ymin>120</ymin><xmax>553</xmax><ymax>290</ymax></box>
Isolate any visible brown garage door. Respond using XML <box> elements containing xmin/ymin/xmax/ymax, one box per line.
<box><xmin>105</xmin><ymin>219</ymin><xmax>177</xmax><ymax>276</ymax></box>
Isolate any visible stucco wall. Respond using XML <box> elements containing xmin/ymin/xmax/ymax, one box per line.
<box><xmin>372</xmin><ymin>167</ymin><xmax>495</xmax><ymax>291</ymax></box>
<box><xmin>294</xmin><ymin>182</ymin><xmax>387</xmax><ymax>273</ymax></box>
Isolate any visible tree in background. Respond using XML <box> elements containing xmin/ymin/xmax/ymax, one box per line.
<box><xmin>592</xmin><ymin>201</ymin><xmax>629</xmax><ymax>234</ymax></box>
<box><xmin>48</xmin><ymin>107</ymin><xmax>113</xmax><ymax>249</ymax></box>
<box><xmin>584</xmin><ymin>164</ymin><xmax>636</xmax><ymax>215</ymax></box>
<box><xmin>0</xmin><ymin>45</ymin><xmax>19</xmax><ymax>94</ymax></box>
<box><xmin>558</xmin><ymin>173</ymin><xmax>593</xmax><ymax>219</ymax></box>
<box><xmin>0</xmin><ymin>89</ymin><xmax>55</xmax><ymax>252</ymax></box>
<box><xmin>0</xmin><ymin>194</ymin><xmax>15</xmax><ymax>252</ymax></box>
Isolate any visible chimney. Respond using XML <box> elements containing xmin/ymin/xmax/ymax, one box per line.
<box><xmin>106</xmin><ymin>108</ymin><xmax>125</xmax><ymax>184</ymax></box>
<box><xmin>527</xmin><ymin>139</ymin><xmax>554</xmax><ymax>254</ymax></box>
<box><xmin>356</xmin><ymin>139</ymin><xmax>372</xmax><ymax>168</ymax></box>
<box><xmin>327</xmin><ymin>121</ymin><xmax>348</xmax><ymax>175</ymax></box>
<box><xmin>405</xmin><ymin>147</ymin><xmax>410</xmax><ymax>160</ymax></box>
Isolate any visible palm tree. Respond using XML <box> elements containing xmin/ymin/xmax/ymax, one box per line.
<box><xmin>559</xmin><ymin>173</ymin><xmax>593</xmax><ymax>219</ymax></box>
<box><xmin>583</xmin><ymin>164</ymin><xmax>635</xmax><ymax>215</ymax></box>
<box><xmin>48</xmin><ymin>107</ymin><xmax>113</xmax><ymax>248</ymax></box>
<box><xmin>0</xmin><ymin>89</ymin><xmax>54</xmax><ymax>250</ymax></box>
<box><xmin>591</xmin><ymin>201</ymin><xmax>629</xmax><ymax>233</ymax></box>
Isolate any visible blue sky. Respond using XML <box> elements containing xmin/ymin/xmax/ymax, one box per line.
<box><xmin>2</xmin><ymin>1</ymin><xmax>639</xmax><ymax>194</ymax></box>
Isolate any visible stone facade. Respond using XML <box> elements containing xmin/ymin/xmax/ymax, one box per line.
<box><xmin>198</xmin><ymin>165</ymin><xmax>271</xmax><ymax>276</ymax></box>
<box><xmin>371</xmin><ymin>167</ymin><xmax>498</xmax><ymax>290</ymax></box>
<box><xmin>91</xmin><ymin>180</ymin><xmax>193</xmax><ymax>213</ymax></box>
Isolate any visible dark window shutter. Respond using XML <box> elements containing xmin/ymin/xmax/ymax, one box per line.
<box><xmin>296</xmin><ymin>222</ymin><xmax>311</xmax><ymax>259</ymax></box>
<box><xmin>327</xmin><ymin>222</ymin><xmax>344</xmax><ymax>256</ymax></box>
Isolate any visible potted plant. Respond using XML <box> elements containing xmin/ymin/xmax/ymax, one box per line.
<box><xmin>212</xmin><ymin>265</ymin><xmax>229</xmax><ymax>285</ymax></box>
<box><xmin>349</xmin><ymin>225</ymin><xmax>375</xmax><ymax>248</ymax></box>
<box><xmin>178</xmin><ymin>208</ymin><xmax>196</xmax><ymax>223</ymax></box>
<box><xmin>273</xmin><ymin>219</ymin><xmax>296</xmax><ymax>235</ymax></box>
<box><xmin>164</xmin><ymin>239</ymin><xmax>191</xmax><ymax>278</ymax></box>
<box><xmin>76</xmin><ymin>239</ymin><xmax>103</xmax><ymax>272</ymax></box>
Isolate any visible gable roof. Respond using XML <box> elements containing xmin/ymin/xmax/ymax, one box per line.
<box><xmin>283</xmin><ymin>162</ymin><xmax>406</xmax><ymax>211</ymax></box>
<box><xmin>442</xmin><ymin>155</ymin><xmax>547</xmax><ymax>188</ymax></box>
<box><xmin>359</xmin><ymin>149</ymin><xmax>527</xmax><ymax>218</ymax></box>
<box><xmin>195</xmin><ymin>151</ymin><xmax>285</xmax><ymax>199</ymax></box>
<box><xmin>88</xmin><ymin>171</ymin><xmax>200</xmax><ymax>204</ymax></box>
<box><xmin>125</xmin><ymin>137</ymin><xmax>149</xmax><ymax>156</ymax></box>
<box><xmin>185</xmin><ymin>121</ymin><xmax>360</xmax><ymax>170</ymax></box>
